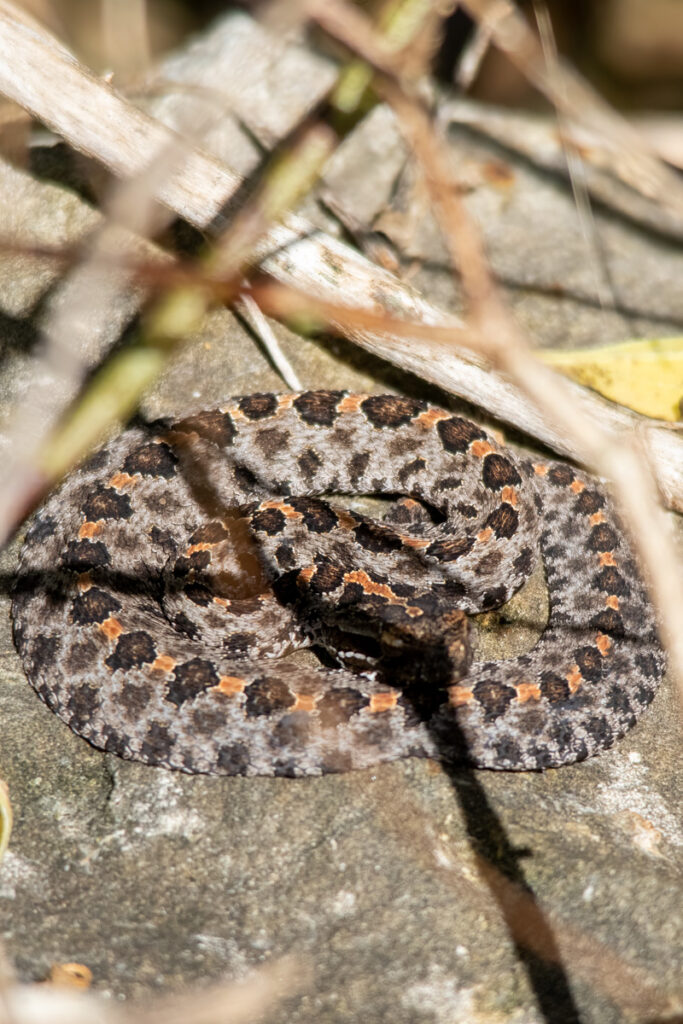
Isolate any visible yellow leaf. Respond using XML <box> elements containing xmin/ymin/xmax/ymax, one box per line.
<box><xmin>0</xmin><ymin>780</ymin><xmax>11</xmax><ymax>862</ymax></box>
<box><xmin>538</xmin><ymin>337</ymin><xmax>683</xmax><ymax>421</ymax></box>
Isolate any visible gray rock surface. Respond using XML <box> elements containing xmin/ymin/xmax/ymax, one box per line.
<box><xmin>1</xmin><ymin>15</ymin><xmax>682</xmax><ymax>1024</ymax></box>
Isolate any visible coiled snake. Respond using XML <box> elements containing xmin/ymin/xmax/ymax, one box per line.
<box><xmin>11</xmin><ymin>391</ymin><xmax>665</xmax><ymax>775</ymax></box>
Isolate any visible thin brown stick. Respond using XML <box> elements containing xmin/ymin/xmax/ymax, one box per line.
<box><xmin>1</xmin><ymin>0</ymin><xmax>682</xmax><ymax>514</ymax></box>
<box><xmin>461</xmin><ymin>0</ymin><xmax>683</xmax><ymax>216</ymax></box>
<box><xmin>303</xmin><ymin>0</ymin><xmax>683</xmax><ymax>701</ymax></box>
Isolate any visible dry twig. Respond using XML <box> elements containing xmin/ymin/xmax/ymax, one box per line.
<box><xmin>0</xmin><ymin>0</ymin><xmax>681</xmax><ymax>510</ymax></box>
<box><xmin>1</xmin><ymin>0</ymin><xmax>681</xmax><ymax>701</ymax></box>
<box><xmin>300</xmin><ymin>0</ymin><xmax>683</xmax><ymax>699</ymax></box>
<box><xmin>460</xmin><ymin>0</ymin><xmax>683</xmax><ymax>216</ymax></box>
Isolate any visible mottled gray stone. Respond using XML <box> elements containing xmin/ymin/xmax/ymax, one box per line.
<box><xmin>0</xmin><ymin>13</ymin><xmax>681</xmax><ymax>1024</ymax></box>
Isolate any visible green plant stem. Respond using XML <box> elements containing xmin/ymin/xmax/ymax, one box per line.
<box><xmin>35</xmin><ymin>0</ymin><xmax>437</xmax><ymax>488</ymax></box>
<box><xmin>38</xmin><ymin>125</ymin><xmax>336</xmax><ymax>481</ymax></box>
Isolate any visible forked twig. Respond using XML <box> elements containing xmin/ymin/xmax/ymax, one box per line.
<box><xmin>0</xmin><ymin>1</ymin><xmax>681</xmax><ymax>502</ymax></box>
<box><xmin>1</xmin><ymin>0</ymin><xmax>681</xmax><ymax>700</ymax></box>
<box><xmin>303</xmin><ymin>0</ymin><xmax>683</xmax><ymax>699</ymax></box>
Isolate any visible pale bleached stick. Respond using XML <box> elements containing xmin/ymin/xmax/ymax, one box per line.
<box><xmin>260</xmin><ymin>221</ymin><xmax>683</xmax><ymax>513</ymax></box>
<box><xmin>0</xmin><ymin>1</ymin><xmax>240</xmax><ymax>224</ymax></box>
<box><xmin>0</xmin><ymin>0</ymin><xmax>681</xmax><ymax>517</ymax></box>
<box><xmin>305</xmin><ymin>0</ymin><xmax>683</xmax><ymax>698</ymax></box>
<box><xmin>235</xmin><ymin>293</ymin><xmax>303</xmax><ymax>390</ymax></box>
<box><xmin>0</xmin><ymin>5</ymin><xmax>237</xmax><ymax>535</ymax></box>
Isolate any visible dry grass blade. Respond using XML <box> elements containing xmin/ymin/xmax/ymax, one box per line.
<box><xmin>289</xmin><ymin>0</ymin><xmax>683</xmax><ymax>705</ymax></box>
<box><xmin>533</xmin><ymin>0</ymin><xmax>616</xmax><ymax>313</ymax></box>
<box><xmin>235</xmin><ymin>293</ymin><xmax>303</xmax><ymax>390</ymax></box>
<box><xmin>1</xmin><ymin>0</ymin><xmax>682</xmax><ymax>519</ymax></box>
<box><xmin>460</xmin><ymin>0</ymin><xmax>683</xmax><ymax>216</ymax></box>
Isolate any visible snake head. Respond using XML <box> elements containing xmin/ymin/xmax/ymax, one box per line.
<box><xmin>379</xmin><ymin>608</ymin><xmax>471</xmax><ymax>719</ymax></box>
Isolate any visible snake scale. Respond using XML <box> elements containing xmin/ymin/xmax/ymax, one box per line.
<box><xmin>11</xmin><ymin>391</ymin><xmax>665</xmax><ymax>776</ymax></box>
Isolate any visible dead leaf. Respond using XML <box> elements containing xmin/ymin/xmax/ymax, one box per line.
<box><xmin>539</xmin><ymin>337</ymin><xmax>683</xmax><ymax>421</ymax></box>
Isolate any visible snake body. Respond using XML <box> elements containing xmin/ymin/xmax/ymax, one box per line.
<box><xmin>11</xmin><ymin>391</ymin><xmax>665</xmax><ymax>775</ymax></box>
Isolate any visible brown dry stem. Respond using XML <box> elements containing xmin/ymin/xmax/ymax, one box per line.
<box><xmin>300</xmin><ymin>0</ymin><xmax>683</xmax><ymax>702</ymax></box>
<box><xmin>1</xmin><ymin>0</ymin><xmax>681</xmax><ymax>701</ymax></box>
<box><xmin>0</xmin><ymin>0</ymin><xmax>681</xmax><ymax>514</ymax></box>
<box><xmin>461</xmin><ymin>0</ymin><xmax>683</xmax><ymax>216</ymax></box>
